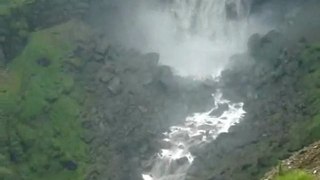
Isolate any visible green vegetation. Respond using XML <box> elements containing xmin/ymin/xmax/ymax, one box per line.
<box><xmin>300</xmin><ymin>44</ymin><xmax>320</xmax><ymax>143</ymax></box>
<box><xmin>285</xmin><ymin>44</ymin><xmax>320</xmax><ymax>150</ymax></box>
<box><xmin>275</xmin><ymin>170</ymin><xmax>316</xmax><ymax>180</ymax></box>
<box><xmin>0</xmin><ymin>0</ymin><xmax>35</xmax><ymax>15</ymax></box>
<box><xmin>0</xmin><ymin>20</ymin><xmax>91</xmax><ymax>180</ymax></box>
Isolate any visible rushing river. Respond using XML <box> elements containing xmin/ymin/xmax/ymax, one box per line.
<box><xmin>142</xmin><ymin>91</ymin><xmax>245</xmax><ymax>180</ymax></box>
<box><xmin>141</xmin><ymin>0</ymin><xmax>250</xmax><ymax>179</ymax></box>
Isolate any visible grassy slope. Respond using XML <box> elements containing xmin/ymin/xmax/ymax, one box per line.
<box><xmin>275</xmin><ymin>170</ymin><xmax>315</xmax><ymax>180</ymax></box>
<box><xmin>0</xmin><ymin>20</ymin><xmax>90</xmax><ymax>180</ymax></box>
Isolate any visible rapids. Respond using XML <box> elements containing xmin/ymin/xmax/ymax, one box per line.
<box><xmin>141</xmin><ymin>0</ymin><xmax>250</xmax><ymax>179</ymax></box>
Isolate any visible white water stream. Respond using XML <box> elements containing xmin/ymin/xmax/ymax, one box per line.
<box><xmin>141</xmin><ymin>0</ymin><xmax>250</xmax><ymax>179</ymax></box>
<box><xmin>142</xmin><ymin>92</ymin><xmax>245</xmax><ymax>180</ymax></box>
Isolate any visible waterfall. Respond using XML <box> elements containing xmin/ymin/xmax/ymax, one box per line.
<box><xmin>168</xmin><ymin>0</ymin><xmax>249</xmax><ymax>38</ymax></box>
<box><xmin>141</xmin><ymin>0</ymin><xmax>249</xmax><ymax>179</ymax></box>
<box><xmin>143</xmin><ymin>0</ymin><xmax>251</xmax><ymax>76</ymax></box>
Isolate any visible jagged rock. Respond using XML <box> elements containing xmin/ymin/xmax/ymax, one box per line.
<box><xmin>171</xmin><ymin>131</ymin><xmax>190</xmax><ymax>141</ymax></box>
<box><xmin>209</xmin><ymin>103</ymin><xmax>229</xmax><ymax>117</ymax></box>
<box><xmin>159</xmin><ymin>140</ymin><xmax>173</xmax><ymax>149</ymax></box>
<box><xmin>158</xmin><ymin>65</ymin><xmax>177</xmax><ymax>90</ymax></box>
<box><xmin>248</xmin><ymin>33</ymin><xmax>261</xmax><ymax>56</ymax></box>
<box><xmin>176</xmin><ymin>156</ymin><xmax>189</xmax><ymax>166</ymax></box>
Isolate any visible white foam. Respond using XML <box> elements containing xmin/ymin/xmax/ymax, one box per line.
<box><xmin>142</xmin><ymin>91</ymin><xmax>245</xmax><ymax>180</ymax></box>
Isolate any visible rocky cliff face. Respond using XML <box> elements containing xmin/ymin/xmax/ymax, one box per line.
<box><xmin>0</xmin><ymin>1</ymin><xmax>216</xmax><ymax>180</ymax></box>
<box><xmin>186</xmin><ymin>1</ymin><xmax>320</xmax><ymax>180</ymax></box>
<box><xmin>77</xmin><ymin>37</ymin><xmax>215</xmax><ymax>180</ymax></box>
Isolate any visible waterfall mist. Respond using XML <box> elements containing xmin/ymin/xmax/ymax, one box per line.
<box><xmin>91</xmin><ymin>0</ymin><xmax>271</xmax><ymax>77</ymax></box>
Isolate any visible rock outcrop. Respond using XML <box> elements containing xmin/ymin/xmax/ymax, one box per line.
<box><xmin>77</xmin><ymin>36</ymin><xmax>215</xmax><ymax>180</ymax></box>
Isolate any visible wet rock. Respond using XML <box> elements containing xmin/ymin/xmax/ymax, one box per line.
<box><xmin>171</xmin><ymin>131</ymin><xmax>190</xmax><ymax>141</ymax></box>
<box><xmin>191</xmin><ymin>134</ymin><xmax>203</xmax><ymax>141</ymax></box>
<box><xmin>176</xmin><ymin>156</ymin><xmax>189</xmax><ymax>166</ymax></box>
<box><xmin>248</xmin><ymin>33</ymin><xmax>261</xmax><ymax>56</ymax></box>
<box><xmin>159</xmin><ymin>140</ymin><xmax>172</xmax><ymax>149</ymax></box>
<box><xmin>209</xmin><ymin>103</ymin><xmax>229</xmax><ymax>117</ymax></box>
<box><xmin>141</xmin><ymin>158</ymin><xmax>155</xmax><ymax>171</ymax></box>
<box><xmin>158</xmin><ymin>65</ymin><xmax>177</xmax><ymax>90</ymax></box>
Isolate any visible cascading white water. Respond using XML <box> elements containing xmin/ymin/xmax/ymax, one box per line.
<box><xmin>142</xmin><ymin>91</ymin><xmax>245</xmax><ymax>180</ymax></box>
<box><xmin>146</xmin><ymin>0</ymin><xmax>250</xmax><ymax>76</ymax></box>
<box><xmin>141</xmin><ymin>0</ymin><xmax>249</xmax><ymax>179</ymax></box>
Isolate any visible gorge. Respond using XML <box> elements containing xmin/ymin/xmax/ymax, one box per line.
<box><xmin>0</xmin><ymin>0</ymin><xmax>320</xmax><ymax>180</ymax></box>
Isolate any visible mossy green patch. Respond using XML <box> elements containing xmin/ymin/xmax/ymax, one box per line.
<box><xmin>274</xmin><ymin>170</ymin><xmax>316</xmax><ymax>180</ymax></box>
<box><xmin>0</xmin><ymin>71</ymin><xmax>21</xmax><ymax>113</ymax></box>
<box><xmin>0</xmin><ymin>20</ymin><xmax>91</xmax><ymax>180</ymax></box>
